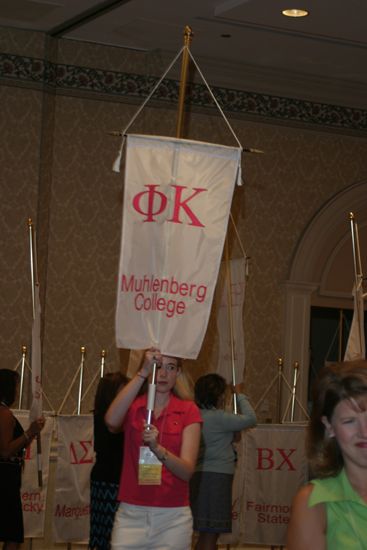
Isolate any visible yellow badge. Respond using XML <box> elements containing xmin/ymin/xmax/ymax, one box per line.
<box><xmin>138</xmin><ymin>446</ymin><xmax>162</xmax><ymax>485</ymax></box>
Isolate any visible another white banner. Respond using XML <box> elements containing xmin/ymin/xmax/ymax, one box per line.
<box><xmin>344</xmin><ymin>276</ymin><xmax>366</xmax><ymax>361</ymax></box>
<box><xmin>116</xmin><ymin>134</ymin><xmax>241</xmax><ymax>359</ymax></box>
<box><xmin>52</xmin><ymin>415</ymin><xmax>94</xmax><ymax>543</ymax></box>
<box><xmin>215</xmin><ymin>257</ymin><xmax>247</xmax><ymax>383</ymax></box>
<box><xmin>15</xmin><ymin>411</ymin><xmax>54</xmax><ymax>538</ymax></box>
<box><xmin>242</xmin><ymin>424</ymin><xmax>308</xmax><ymax>546</ymax></box>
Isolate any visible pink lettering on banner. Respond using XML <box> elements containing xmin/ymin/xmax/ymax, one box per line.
<box><xmin>256</xmin><ymin>448</ymin><xmax>296</xmax><ymax>471</ymax></box>
<box><xmin>54</xmin><ymin>504</ymin><xmax>90</xmax><ymax>519</ymax></box>
<box><xmin>167</xmin><ymin>185</ymin><xmax>206</xmax><ymax>227</ymax></box>
<box><xmin>22</xmin><ymin>491</ymin><xmax>45</xmax><ymax>515</ymax></box>
<box><xmin>246</xmin><ymin>501</ymin><xmax>291</xmax><ymax>525</ymax></box>
<box><xmin>133</xmin><ymin>185</ymin><xmax>167</xmax><ymax>222</ymax></box>
<box><xmin>132</xmin><ymin>184</ymin><xmax>207</xmax><ymax>227</ymax></box>
<box><xmin>135</xmin><ymin>293</ymin><xmax>185</xmax><ymax>318</ymax></box>
<box><xmin>69</xmin><ymin>441</ymin><xmax>94</xmax><ymax>465</ymax></box>
<box><xmin>120</xmin><ymin>274</ymin><xmax>208</xmax><ymax>319</ymax></box>
<box><xmin>231</xmin><ymin>497</ymin><xmax>239</xmax><ymax>521</ymax></box>
<box><xmin>23</xmin><ymin>445</ymin><xmax>32</xmax><ymax>461</ymax></box>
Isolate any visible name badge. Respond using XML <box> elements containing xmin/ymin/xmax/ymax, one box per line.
<box><xmin>138</xmin><ymin>446</ymin><xmax>162</xmax><ymax>485</ymax></box>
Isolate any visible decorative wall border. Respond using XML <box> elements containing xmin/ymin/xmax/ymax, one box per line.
<box><xmin>1</xmin><ymin>52</ymin><xmax>367</xmax><ymax>132</ymax></box>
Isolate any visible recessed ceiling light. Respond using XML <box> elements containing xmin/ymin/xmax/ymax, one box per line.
<box><xmin>282</xmin><ymin>8</ymin><xmax>309</xmax><ymax>17</ymax></box>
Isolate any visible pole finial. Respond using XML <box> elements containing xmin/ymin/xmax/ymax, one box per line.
<box><xmin>101</xmin><ymin>349</ymin><xmax>106</xmax><ymax>358</ymax></box>
<box><xmin>183</xmin><ymin>25</ymin><xmax>193</xmax><ymax>45</ymax></box>
<box><xmin>349</xmin><ymin>211</ymin><xmax>354</xmax><ymax>220</ymax></box>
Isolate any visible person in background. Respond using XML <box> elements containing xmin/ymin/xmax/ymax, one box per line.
<box><xmin>287</xmin><ymin>360</ymin><xmax>367</xmax><ymax>550</ymax></box>
<box><xmin>105</xmin><ymin>348</ymin><xmax>202</xmax><ymax>550</ymax></box>
<box><xmin>0</xmin><ymin>369</ymin><xmax>45</xmax><ymax>550</ymax></box>
<box><xmin>89</xmin><ymin>371</ymin><xmax>129</xmax><ymax>550</ymax></box>
<box><xmin>190</xmin><ymin>373</ymin><xmax>257</xmax><ymax>550</ymax></box>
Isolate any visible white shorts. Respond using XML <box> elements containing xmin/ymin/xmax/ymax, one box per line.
<box><xmin>110</xmin><ymin>502</ymin><xmax>193</xmax><ymax>550</ymax></box>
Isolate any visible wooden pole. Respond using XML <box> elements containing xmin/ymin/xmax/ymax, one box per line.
<box><xmin>175</xmin><ymin>26</ymin><xmax>193</xmax><ymax>138</ymax></box>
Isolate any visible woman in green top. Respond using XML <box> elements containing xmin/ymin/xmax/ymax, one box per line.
<box><xmin>287</xmin><ymin>360</ymin><xmax>367</xmax><ymax>550</ymax></box>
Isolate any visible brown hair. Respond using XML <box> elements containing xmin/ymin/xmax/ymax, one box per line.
<box><xmin>0</xmin><ymin>369</ymin><xmax>19</xmax><ymax>406</ymax></box>
<box><xmin>94</xmin><ymin>372</ymin><xmax>129</xmax><ymax>416</ymax></box>
<box><xmin>307</xmin><ymin>360</ymin><xmax>367</xmax><ymax>478</ymax></box>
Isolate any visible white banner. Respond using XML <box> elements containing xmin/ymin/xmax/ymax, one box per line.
<box><xmin>15</xmin><ymin>411</ymin><xmax>54</xmax><ymax>538</ymax></box>
<box><xmin>215</xmin><ymin>258</ymin><xmax>247</xmax><ymax>383</ymax></box>
<box><xmin>116</xmin><ymin>134</ymin><xmax>241</xmax><ymax>359</ymax></box>
<box><xmin>52</xmin><ymin>415</ymin><xmax>94</xmax><ymax>543</ymax></box>
<box><xmin>242</xmin><ymin>424</ymin><xmax>308</xmax><ymax>546</ymax></box>
<box><xmin>344</xmin><ymin>276</ymin><xmax>366</xmax><ymax>361</ymax></box>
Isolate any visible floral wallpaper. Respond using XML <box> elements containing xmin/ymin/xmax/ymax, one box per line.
<box><xmin>1</xmin><ymin>30</ymin><xmax>367</xmax><ymax>417</ymax></box>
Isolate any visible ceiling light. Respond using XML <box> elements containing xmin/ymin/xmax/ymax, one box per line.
<box><xmin>282</xmin><ymin>8</ymin><xmax>309</xmax><ymax>17</ymax></box>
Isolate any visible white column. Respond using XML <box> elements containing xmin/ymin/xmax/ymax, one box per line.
<box><xmin>282</xmin><ymin>281</ymin><xmax>318</xmax><ymax>420</ymax></box>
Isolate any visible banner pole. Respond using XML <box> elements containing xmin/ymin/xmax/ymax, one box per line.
<box><xmin>338</xmin><ymin>309</ymin><xmax>343</xmax><ymax>361</ymax></box>
<box><xmin>28</xmin><ymin>218</ymin><xmax>43</xmax><ymax>487</ymax></box>
<box><xmin>176</xmin><ymin>25</ymin><xmax>193</xmax><ymax>139</ymax></box>
<box><xmin>28</xmin><ymin>219</ymin><xmax>36</xmax><ymax>318</ymax></box>
<box><xmin>225</xmin><ymin>238</ymin><xmax>238</xmax><ymax>413</ymax></box>
<box><xmin>18</xmin><ymin>345</ymin><xmax>27</xmax><ymax>409</ymax></box>
<box><xmin>349</xmin><ymin>212</ymin><xmax>359</xmax><ymax>288</ymax></box>
<box><xmin>290</xmin><ymin>361</ymin><xmax>299</xmax><ymax>422</ymax></box>
<box><xmin>348</xmin><ymin>212</ymin><xmax>364</xmax><ymax>355</ymax></box>
<box><xmin>146</xmin><ymin>361</ymin><xmax>158</xmax><ymax>425</ymax></box>
<box><xmin>100</xmin><ymin>349</ymin><xmax>106</xmax><ymax>377</ymax></box>
<box><xmin>276</xmin><ymin>357</ymin><xmax>283</xmax><ymax>423</ymax></box>
<box><xmin>77</xmin><ymin>346</ymin><xmax>86</xmax><ymax>415</ymax></box>
<box><xmin>144</xmin><ymin>26</ymin><xmax>192</xmax><ymax>425</ymax></box>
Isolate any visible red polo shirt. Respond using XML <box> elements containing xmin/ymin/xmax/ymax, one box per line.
<box><xmin>117</xmin><ymin>394</ymin><xmax>202</xmax><ymax>507</ymax></box>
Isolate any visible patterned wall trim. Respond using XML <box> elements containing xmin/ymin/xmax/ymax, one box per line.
<box><xmin>1</xmin><ymin>52</ymin><xmax>367</xmax><ymax>132</ymax></box>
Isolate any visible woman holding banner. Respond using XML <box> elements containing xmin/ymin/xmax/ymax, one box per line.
<box><xmin>190</xmin><ymin>373</ymin><xmax>257</xmax><ymax>550</ymax></box>
<box><xmin>287</xmin><ymin>361</ymin><xmax>367</xmax><ymax>550</ymax></box>
<box><xmin>0</xmin><ymin>369</ymin><xmax>45</xmax><ymax>550</ymax></box>
<box><xmin>105</xmin><ymin>349</ymin><xmax>202</xmax><ymax>550</ymax></box>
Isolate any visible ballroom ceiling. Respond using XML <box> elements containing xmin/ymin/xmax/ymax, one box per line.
<box><xmin>2</xmin><ymin>0</ymin><xmax>367</xmax><ymax>107</ymax></box>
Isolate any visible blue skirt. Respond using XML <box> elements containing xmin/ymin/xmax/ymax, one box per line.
<box><xmin>190</xmin><ymin>471</ymin><xmax>233</xmax><ymax>533</ymax></box>
<box><xmin>89</xmin><ymin>480</ymin><xmax>119</xmax><ymax>550</ymax></box>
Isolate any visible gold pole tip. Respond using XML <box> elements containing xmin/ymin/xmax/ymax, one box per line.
<box><xmin>28</xmin><ymin>218</ymin><xmax>33</xmax><ymax>226</ymax></box>
<box><xmin>80</xmin><ymin>346</ymin><xmax>86</xmax><ymax>354</ymax></box>
<box><xmin>349</xmin><ymin>212</ymin><xmax>354</xmax><ymax>220</ymax></box>
<box><xmin>294</xmin><ymin>361</ymin><xmax>299</xmax><ymax>369</ymax></box>
<box><xmin>22</xmin><ymin>345</ymin><xmax>27</xmax><ymax>354</ymax></box>
<box><xmin>277</xmin><ymin>357</ymin><xmax>283</xmax><ymax>366</ymax></box>
<box><xmin>184</xmin><ymin>25</ymin><xmax>193</xmax><ymax>36</ymax></box>
<box><xmin>101</xmin><ymin>349</ymin><xmax>107</xmax><ymax>357</ymax></box>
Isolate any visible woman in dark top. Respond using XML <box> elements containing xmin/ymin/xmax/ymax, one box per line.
<box><xmin>89</xmin><ymin>372</ymin><xmax>129</xmax><ymax>550</ymax></box>
<box><xmin>0</xmin><ymin>369</ymin><xmax>45</xmax><ymax>550</ymax></box>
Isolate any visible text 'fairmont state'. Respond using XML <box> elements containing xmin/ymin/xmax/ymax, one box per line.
<box><xmin>121</xmin><ymin>274</ymin><xmax>208</xmax><ymax>319</ymax></box>
<box><xmin>246</xmin><ymin>501</ymin><xmax>290</xmax><ymax>524</ymax></box>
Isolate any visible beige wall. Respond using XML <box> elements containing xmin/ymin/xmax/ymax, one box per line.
<box><xmin>1</xmin><ymin>27</ymin><xmax>367</xmax><ymax>418</ymax></box>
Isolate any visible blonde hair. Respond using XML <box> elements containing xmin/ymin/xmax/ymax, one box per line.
<box><xmin>135</xmin><ymin>355</ymin><xmax>194</xmax><ymax>401</ymax></box>
<box><xmin>173</xmin><ymin>361</ymin><xmax>194</xmax><ymax>401</ymax></box>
